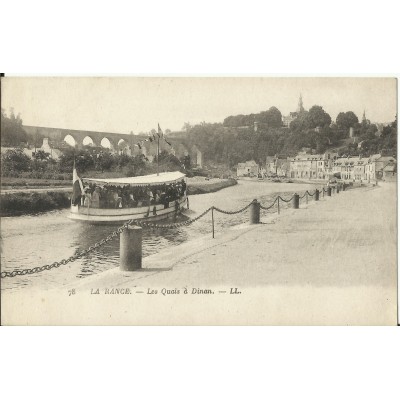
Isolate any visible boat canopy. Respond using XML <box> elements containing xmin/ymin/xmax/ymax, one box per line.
<box><xmin>82</xmin><ymin>171</ymin><xmax>186</xmax><ymax>187</ymax></box>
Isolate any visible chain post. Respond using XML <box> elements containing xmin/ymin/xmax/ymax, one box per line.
<box><xmin>211</xmin><ymin>207</ymin><xmax>215</xmax><ymax>238</ymax></box>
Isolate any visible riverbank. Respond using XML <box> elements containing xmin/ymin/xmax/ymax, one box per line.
<box><xmin>187</xmin><ymin>177</ymin><xmax>237</xmax><ymax>194</ymax></box>
<box><xmin>2</xmin><ymin>182</ymin><xmax>396</xmax><ymax>325</ymax></box>
<box><xmin>0</xmin><ymin>191</ymin><xmax>71</xmax><ymax>216</ymax></box>
<box><xmin>0</xmin><ymin>177</ymin><xmax>237</xmax><ymax>216</ymax></box>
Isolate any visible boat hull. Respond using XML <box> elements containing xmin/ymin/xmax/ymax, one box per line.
<box><xmin>68</xmin><ymin>196</ymin><xmax>188</xmax><ymax>224</ymax></box>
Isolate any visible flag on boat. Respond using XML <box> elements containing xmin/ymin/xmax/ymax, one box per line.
<box><xmin>72</xmin><ymin>163</ymin><xmax>84</xmax><ymax>205</ymax></box>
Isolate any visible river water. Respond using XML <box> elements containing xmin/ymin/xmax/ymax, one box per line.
<box><xmin>1</xmin><ymin>180</ymin><xmax>317</xmax><ymax>291</ymax></box>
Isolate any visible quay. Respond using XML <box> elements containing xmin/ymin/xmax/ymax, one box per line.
<box><xmin>2</xmin><ymin>182</ymin><xmax>397</xmax><ymax>325</ymax></box>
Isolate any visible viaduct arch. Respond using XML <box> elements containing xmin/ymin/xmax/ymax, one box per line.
<box><xmin>22</xmin><ymin>125</ymin><xmax>202</xmax><ymax>166</ymax></box>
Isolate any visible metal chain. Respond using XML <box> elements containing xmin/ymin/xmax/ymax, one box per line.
<box><xmin>213</xmin><ymin>202</ymin><xmax>253</xmax><ymax>215</ymax></box>
<box><xmin>0</xmin><ymin>220</ymin><xmax>133</xmax><ymax>279</ymax></box>
<box><xmin>132</xmin><ymin>207</ymin><xmax>213</xmax><ymax>229</ymax></box>
<box><xmin>1</xmin><ymin>186</ymin><xmax>336</xmax><ymax>279</ymax></box>
<box><xmin>259</xmin><ymin>196</ymin><xmax>279</xmax><ymax>210</ymax></box>
<box><xmin>0</xmin><ymin>207</ymin><xmax>216</xmax><ymax>278</ymax></box>
<box><xmin>278</xmin><ymin>195</ymin><xmax>295</xmax><ymax>203</ymax></box>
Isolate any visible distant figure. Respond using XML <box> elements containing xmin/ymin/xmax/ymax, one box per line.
<box><xmin>83</xmin><ymin>189</ymin><xmax>91</xmax><ymax>206</ymax></box>
<box><xmin>128</xmin><ymin>194</ymin><xmax>137</xmax><ymax>207</ymax></box>
<box><xmin>91</xmin><ymin>187</ymin><xmax>100</xmax><ymax>208</ymax></box>
<box><xmin>113</xmin><ymin>192</ymin><xmax>122</xmax><ymax>208</ymax></box>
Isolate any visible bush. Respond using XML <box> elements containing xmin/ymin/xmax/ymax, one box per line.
<box><xmin>1</xmin><ymin>148</ymin><xmax>32</xmax><ymax>173</ymax></box>
<box><xmin>0</xmin><ymin>191</ymin><xmax>70</xmax><ymax>216</ymax></box>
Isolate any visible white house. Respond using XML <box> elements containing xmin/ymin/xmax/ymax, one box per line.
<box><xmin>237</xmin><ymin>160</ymin><xmax>260</xmax><ymax>177</ymax></box>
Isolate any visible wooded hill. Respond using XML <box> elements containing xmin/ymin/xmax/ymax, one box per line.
<box><xmin>180</xmin><ymin>107</ymin><xmax>397</xmax><ymax>168</ymax></box>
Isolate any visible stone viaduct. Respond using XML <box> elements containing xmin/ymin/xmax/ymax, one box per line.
<box><xmin>23</xmin><ymin>125</ymin><xmax>202</xmax><ymax>167</ymax></box>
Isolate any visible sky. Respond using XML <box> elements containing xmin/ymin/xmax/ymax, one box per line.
<box><xmin>1</xmin><ymin>77</ymin><xmax>397</xmax><ymax>135</ymax></box>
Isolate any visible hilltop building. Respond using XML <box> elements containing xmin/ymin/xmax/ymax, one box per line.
<box><xmin>282</xmin><ymin>94</ymin><xmax>306</xmax><ymax>127</ymax></box>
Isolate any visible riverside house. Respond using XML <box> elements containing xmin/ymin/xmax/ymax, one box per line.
<box><xmin>236</xmin><ymin>160</ymin><xmax>260</xmax><ymax>177</ymax></box>
<box><xmin>289</xmin><ymin>152</ymin><xmax>337</xmax><ymax>180</ymax></box>
<box><xmin>265</xmin><ymin>155</ymin><xmax>290</xmax><ymax>177</ymax></box>
<box><xmin>286</xmin><ymin>151</ymin><xmax>396</xmax><ymax>182</ymax></box>
<box><xmin>365</xmin><ymin>154</ymin><xmax>397</xmax><ymax>181</ymax></box>
<box><xmin>330</xmin><ymin>154</ymin><xmax>396</xmax><ymax>182</ymax></box>
<box><xmin>332</xmin><ymin>156</ymin><xmax>367</xmax><ymax>181</ymax></box>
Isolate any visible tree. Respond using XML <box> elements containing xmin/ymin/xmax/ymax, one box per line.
<box><xmin>96</xmin><ymin>151</ymin><xmax>114</xmax><ymax>172</ymax></box>
<box><xmin>290</xmin><ymin>111</ymin><xmax>309</xmax><ymax>132</ymax></box>
<box><xmin>59</xmin><ymin>148</ymin><xmax>95</xmax><ymax>173</ymax></box>
<box><xmin>257</xmin><ymin>106</ymin><xmax>282</xmax><ymax>127</ymax></box>
<box><xmin>182</xmin><ymin>155</ymin><xmax>191</xmax><ymax>169</ymax></box>
<box><xmin>0</xmin><ymin>108</ymin><xmax>28</xmax><ymax>146</ymax></box>
<box><xmin>182</xmin><ymin>122</ymin><xmax>192</xmax><ymax>132</ymax></box>
<box><xmin>1</xmin><ymin>148</ymin><xmax>31</xmax><ymax>173</ymax></box>
<box><xmin>33</xmin><ymin>150</ymin><xmax>51</xmax><ymax>161</ymax></box>
<box><xmin>336</xmin><ymin>111</ymin><xmax>359</xmax><ymax>130</ymax></box>
<box><xmin>307</xmin><ymin>105</ymin><xmax>331</xmax><ymax>129</ymax></box>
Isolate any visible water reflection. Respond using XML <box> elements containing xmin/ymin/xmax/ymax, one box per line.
<box><xmin>1</xmin><ymin>181</ymin><xmax>316</xmax><ymax>291</ymax></box>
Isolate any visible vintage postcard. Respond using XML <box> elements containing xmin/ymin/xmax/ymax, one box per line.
<box><xmin>0</xmin><ymin>77</ymin><xmax>397</xmax><ymax>325</ymax></box>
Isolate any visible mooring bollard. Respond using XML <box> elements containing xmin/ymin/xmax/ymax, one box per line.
<box><xmin>314</xmin><ymin>189</ymin><xmax>320</xmax><ymax>201</ymax></box>
<box><xmin>249</xmin><ymin>199</ymin><xmax>260</xmax><ymax>224</ymax></box>
<box><xmin>327</xmin><ymin>187</ymin><xmax>332</xmax><ymax>196</ymax></box>
<box><xmin>120</xmin><ymin>225</ymin><xmax>142</xmax><ymax>271</ymax></box>
<box><xmin>292</xmin><ymin>194</ymin><xmax>299</xmax><ymax>209</ymax></box>
<box><xmin>211</xmin><ymin>207</ymin><xmax>215</xmax><ymax>238</ymax></box>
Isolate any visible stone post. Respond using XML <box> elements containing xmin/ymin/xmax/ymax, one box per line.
<box><xmin>120</xmin><ymin>225</ymin><xmax>142</xmax><ymax>271</ymax></box>
<box><xmin>249</xmin><ymin>199</ymin><xmax>260</xmax><ymax>224</ymax></box>
<box><xmin>292</xmin><ymin>194</ymin><xmax>299</xmax><ymax>209</ymax></box>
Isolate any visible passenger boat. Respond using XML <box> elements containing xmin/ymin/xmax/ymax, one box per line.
<box><xmin>68</xmin><ymin>171</ymin><xmax>188</xmax><ymax>224</ymax></box>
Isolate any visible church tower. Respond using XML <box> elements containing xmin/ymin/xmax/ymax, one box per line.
<box><xmin>297</xmin><ymin>94</ymin><xmax>305</xmax><ymax>113</ymax></box>
<box><xmin>362</xmin><ymin>109</ymin><xmax>366</xmax><ymax>122</ymax></box>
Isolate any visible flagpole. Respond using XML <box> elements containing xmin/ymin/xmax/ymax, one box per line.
<box><xmin>157</xmin><ymin>135</ymin><xmax>160</xmax><ymax>176</ymax></box>
<box><xmin>72</xmin><ymin>157</ymin><xmax>76</xmax><ymax>206</ymax></box>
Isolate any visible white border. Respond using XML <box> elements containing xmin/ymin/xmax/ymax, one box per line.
<box><xmin>1</xmin><ymin>1</ymin><xmax>399</xmax><ymax>399</ymax></box>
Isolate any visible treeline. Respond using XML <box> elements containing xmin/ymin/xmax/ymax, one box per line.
<box><xmin>184</xmin><ymin>106</ymin><xmax>397</xmax><ymax>167</ymax></box>
<box><xmin>1</xmin><ymin>108</ymin><xmax>29</xmax><ymax>146</ymax></box>
<box><xmin>223</xmin><ymin>106</ymin><xmax>283</xmax><ymax>128</ymax></box>
<box><xmin>1</xmin><ymin>146</ymin><xmax>187</xmax><ymax>179</ymax></box>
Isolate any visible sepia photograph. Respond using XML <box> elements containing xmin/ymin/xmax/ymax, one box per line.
<box><xmin>0</xmin><ymin>76</ymin><xmax>397</xmax><ymax>325</ymax></box>
<box><xmin>2</xmin><ymin>2</ymin><xmax>400</xmax><ymax>399</ymax></box>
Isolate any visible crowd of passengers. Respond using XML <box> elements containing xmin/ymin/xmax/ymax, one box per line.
<box><xmin>76</xmin><ymin>180</ymin><xmax>187</xmax><ymax>209</ymax></box>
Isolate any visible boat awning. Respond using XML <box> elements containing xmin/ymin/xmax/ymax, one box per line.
<box><xmin>82</xmin><ymin>171</ymin><xmax>186</xmax><ymax>187</ymax></box>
